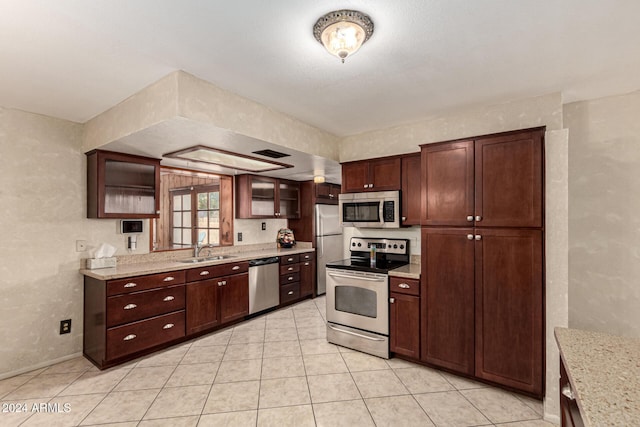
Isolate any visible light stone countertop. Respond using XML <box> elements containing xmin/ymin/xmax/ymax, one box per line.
<box><xmin>555</xmin><ymin>327</ymin><xmax>640</xmax><ymax>427</ymax></box>
<box><xmin>388</xmin><ymin>263</ymin><xmax>421</xmax><ymax>279</ymax></box>
<box><xmin>81</xmin><ymin>246</ymin><xmax>314</xmax><ymax>281</ymax></box>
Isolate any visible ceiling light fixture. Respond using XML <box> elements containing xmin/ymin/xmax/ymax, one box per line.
<box><xmin>313</xmin><ymin>9</ymin><xmax>374</xmax><ymax>63</ymax></box>
<box><xmin>164</xmin><ymin>145</ymin><xmax>293</xmax><ymax>172</ymax></box>
<box><xmin>313</xmin><ymin>175</ymin><xmax>326</xmax><ymax>184</ymax></box>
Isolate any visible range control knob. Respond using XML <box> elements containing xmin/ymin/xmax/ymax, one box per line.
<box><xmin>400</xmin><ymin>244</ymin><xmax>405</xmax><ymax>249</ymax></box>
<box><xmin>357</xmin><ymin>243</ymin><xmax>362</xmax><ymax>247</ymax></box>
<box><xmin>352</xmin><ymin>242</ymin><xmax>356</xmax><ymax>247</ymax></box>
<box><xmin>393</xmin><ymin>244</ymin><xmax>398</xmax><ymax>249</ymax></box>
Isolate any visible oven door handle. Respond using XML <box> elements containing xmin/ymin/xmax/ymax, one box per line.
<box><xmin>328</xmin><ymin>272</ymin><xmax>386</xmax><ymax>282</ymax></box>
<box><xmin>327</xmin><ymin>323</ymin><xmax>386</xmax><ymax>341</ymax></box>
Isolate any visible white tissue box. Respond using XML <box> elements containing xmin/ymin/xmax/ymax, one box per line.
<box><xmin>86</xmin><ymin>257</ymin><xmax>117</xmax><ymax>270</ymax></box>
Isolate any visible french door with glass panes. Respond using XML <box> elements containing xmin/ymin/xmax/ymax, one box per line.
<box><xmin>170</xmin><ymin>185</ymin><xmax>220</xmax><ymax>248</ymax></box>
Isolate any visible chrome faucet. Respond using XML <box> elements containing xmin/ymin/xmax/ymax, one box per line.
<box><xmin>194</xmin><ymin>242</ymin><xmax>216</xmax><ymax>257</ymax></box>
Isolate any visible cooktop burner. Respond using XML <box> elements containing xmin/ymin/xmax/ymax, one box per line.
<box><xmin>326</xmin><ymin>237</ymin><xmax>410</xmax><ymax>274</ymax></box>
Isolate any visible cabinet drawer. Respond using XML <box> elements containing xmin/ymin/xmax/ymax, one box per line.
<box><xmin>107</xmin><ymin>271</ymin><xmax>185</xmax><ymax>296</ymax></box>
<box><xmin>390</xmin><ymin>277</ymin><xmax>420</xmax><ymax>296</ymax></box>
<box><xmin>300</xmin><ymin>252</ymin><xmax>314</xmax><ymax>262</ymax></box>
<box><xmin>280</xmin><ymin>264</ymin><xmax>300</xmax><ymax>275</ymax></box>
<box><xmin>107</xmin><ymin>285</ymin><xmax>185</xmax><ymax>327</ymax></box>
<box><xmin>186</xmin><ymin>261</ymin><xmax>249</xmax><ymax>282</ymax></box>
<box><xmin>280</xmin><ymin>272</ymin><xmax>300</xmax><ymax>285</ymax></box>
<box><xmin>280</xmin><ymin>283</ymin><xmax>300</xmax><ymax>304</ymax></box>
<box><xmin>106</xmin><ymin>311</ymin><xmax>185</xmax><ymax>360</ymax></box>
<box><xmin>280</xmin><ymin>254</ymin><xmax>300</xmax><ymax>265</ymax></box>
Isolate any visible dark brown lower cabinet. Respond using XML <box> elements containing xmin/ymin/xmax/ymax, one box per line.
<box><xmin>560</xmin><ymin>358</ymin><xmax>584</xmax><ymax>427</ymax></box>
<box><xmin>420</xmin><ymin>227</ymin><xmax>544</xmax><ymax>396</ymax></box>
<box><xmin>219</xmin><ymin>273</ymin><xmax>249</xmax><ymax>324</ymax></box>
<box><xmin>390</xmin><ymin>292</ymin><xmax>420</xmax><ymax>358</ymax></box>
<box><xmin>186</xmin><ymin>279</ymin><xmax>220</xmax><ymax>334</ymax></box>
<box><xmin>421</xmin><ymin>227</ymin><xmax>475</xmax><ymax>375</ymax></box>
<box><xmin>299</xmin><ymin>259</ymin><xmax>315</xmax><ymax>297</ymax></box>
<box><xmin>187</xmin><ymin>273</ymin><xmax>248</xmax><ymax>334</ymax></box>
<box><xmin>475</xmin><ymin>228</ymin><xmax>543</xmax><ymax>396</ymax></box>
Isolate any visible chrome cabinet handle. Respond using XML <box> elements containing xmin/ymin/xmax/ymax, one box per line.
<box><xmin>288</xmin><ymin>267</ymin><xmax>294</xmax><ymax>271</ymax></box>
<box><xmin>287</xmin><ymin>257</ymin><xmax>294</xmax><ymax>262</ymax></box>
<box><xmin>163</xmin><ymin>296</ymin><xmax>175</xmax><ymax>302</ymax></box>
<box><xmin>163</xmin><ymin>323</ymin><xmax>175</xmax><ymax>330</ymax></box>
<box><xmin>363</xmin><ymin>184</ymin><xmax>367</xmax><ymax>189</ymax></box>
<box><xmin>163</xmin><ymin>276</ymin><xmax>175</xmax><ymax>282</ymax></box>
<box><xmin>389</xmin><ymin>297</ymin><xmax>395</xmax><ymax>303</ymax></box>
<box><xmin>218</xmin><ymin>281</ymin><xmax>224</xmax><ymax>286</ymax></box>
<box><xmin>304</xmin><ymin>262</ymin><xmax>310</xmax><ymax>266</ymax></box>
<box><xmin>288</xmin><ymin>291</ymin><xmax>294</xmax><ymax>295</ymax></box>
<box><xmin>475</xmin><ymin>215</ymin><xmax>482</xmax><ymax>221</ymax></box>
<box><xmin>232</xmin><ymin>266</ymin><xmax>240</xmax><ymax>270</ymax></box>
<box><xmin>288</xmin><ymin>276</ymin><xmax>294</xmax><ymax>281</ymax></box>
<box><xmin>123</xmin><ymin>334</ymin><xmax>136</xmax><ymax>341</ymax></box>
<box><xmin>475</xmin><ymin>235</ymin><xmax>482</xmax><ymax>240</ymax></box>
<box><xmin>123</xmin><ymin>304</ymin><xmax>137</xmax><ymax>310</ymax></box>
<box><xmin>124</xmin><ymin>282</ymin><xmax>137</xmax><ymax>288</ymax></box>
<box><xmin>402</xmin><ymin>216</ymin><xmax>406</xmax><ymax>221</ymax></box>
<box><xmin>466</xmin><ymin>215</ymin><xmax>474</xmax><ymax>221</ymax></box>
<box><xmin>398</xmin><ymin>283</ymin><xmax>410</xmax><ymax>289</ymax></box>
<box><xmin>561</xmin><ymin>384</ymin><xmax>575</xmax><ymax>400</ymax></box>
<box><xmin>467</xmin><ymin>234</ymin><xmax>474</xmax><ymax>240</ymax></box>
<box><xmin>200</xmin><ymin>271</ymin><xmax>210</xmax><ymax>276</ymax></box>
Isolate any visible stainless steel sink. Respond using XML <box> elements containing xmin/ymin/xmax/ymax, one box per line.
<box><xmin>178</xmin><ymin>255</ymin><xmax>236</xmax><ymax>263</ymax></box>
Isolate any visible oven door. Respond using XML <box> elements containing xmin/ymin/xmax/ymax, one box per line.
<box><xmin>325</xmin><ymin>268</ymin><xmax>389</xmax><ymax>335</ymax></box>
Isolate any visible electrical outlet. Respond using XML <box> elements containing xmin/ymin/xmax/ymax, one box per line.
<box><xmin>237</xmin><ymin>232</ymin><xmax>243</xmax><ymax>242</ymax></box>
<box><xmin>76</xmin><ymin>240</ymin><xmax>87</xmax><ymax>252</ymax></box>
<box><xmin>60</xmin><ymin>319</ymin><xmax>71</xmax><ymax>335</ymax></box>
<box><xmin>261</xmin><ymin>222</ymin><xmax>266</xmax><ymax>231</ymax></box>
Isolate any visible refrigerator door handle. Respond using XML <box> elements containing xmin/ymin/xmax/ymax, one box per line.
<box><xmin>319</xmin><ymin>236</ymin><xmax>324</xmax><ymax>257</ymax></box>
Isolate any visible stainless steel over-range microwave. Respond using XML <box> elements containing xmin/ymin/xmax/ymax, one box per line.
<box><xmin>338</xmin><ymin>190</ymin><xmax>400</xmax><ymax>228</ymax></box>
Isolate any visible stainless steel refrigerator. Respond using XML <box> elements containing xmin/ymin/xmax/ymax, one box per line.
<box><xmin>315</xmin><ymin>204</ymin><xmax>343</xmax><ymax>295</ymax></box>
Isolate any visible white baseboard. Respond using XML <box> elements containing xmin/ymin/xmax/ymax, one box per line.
<box><xmin>0</xmin><ymin>352</ymin><xmax>84</xmax><ymax>381</ymax></box>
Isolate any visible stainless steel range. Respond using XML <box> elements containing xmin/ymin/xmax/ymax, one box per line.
<box><xmin>325</xmin><ymin>237</ymin><xmax>410</xmax><ymax>358</ymax></box>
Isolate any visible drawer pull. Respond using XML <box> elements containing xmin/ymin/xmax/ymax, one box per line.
<box><xmin>200</xmin><ymin>271</ymin><xmax>210</xmax><ymax>276</ymax></box>
<box><xmin>163</xmin><ymin>323</ymin><xmax>175</xmax><ymax>330</ymax></box>
<box><xmin>123</xmin><ymin>334</ymin><xmax>137</xmax><ymax>341</ymax></box>
<box><xmin>288</xmin><ymin>267</ymin><xmax>294</xmax><ymax>271</ymax></box>
<box><xmin>288</xmin><ymin>276</ymin><xmax>294</xmax><ymax>281</ymax></box>
<box><xmin>304</xmin><ymin>262</ymin><xmax>310</xmax><ymax>266</ymax></box>
<box><xmin>287</xmin><ymin>258</ymin><xmax>294</xmax><ymax>262</ymax></box>
<box><xmin>124</xmin><ymin>282</ymin><xmax>137</xmax><ymax>288</ymax></box>
<box><xmin>218</xmin><ymin>280</ymin><xmax>227</xmax><ymax>286</ymax></box>
<box><xmin>288</xmin><ymin>291</ymin><xmax>294</xmax><ymax>295</ymax></box>
<box><xmin>123</xmin><ymin>304</ymin><xmax>137</xmax><ymax>310</ymax></box>
<box><xmin>232</xmin><ymin>266</ymin><xmax>240</xmax><ymax>271</ymax></box>
<box><xmin>163</xmin><ymin>296</ymin><xmax>175</xmax><ymax>302</ymax></box>
<box><xmin>398</xmin><ymin>283</ymin><xmax>410</xmax><ymax>289</ymax></box>
<box><xmin>163</xmin><ymin>276</ymin><xmax>175</xmax><ymax>282</ymax></box>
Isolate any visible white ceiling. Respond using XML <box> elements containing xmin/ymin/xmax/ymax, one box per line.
<box><xmin>2</xmin><ymin>0</ymin><xmax>640</xmax><ymax>138</ymax></box>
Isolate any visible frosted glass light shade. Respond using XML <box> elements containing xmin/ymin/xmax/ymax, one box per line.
<box><xmin>313</xmin><ymin>10</ymin><xmax>374</xmax><ymax>63</ymax></box>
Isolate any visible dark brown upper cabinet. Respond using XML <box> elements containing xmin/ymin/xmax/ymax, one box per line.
<box><xmin>314</xmin><ymin>183</ymin><xmax>341</xmax><ymax>205</ymax></box>
<box><xmin>342</xmin><ymin>157</ymin><xmax>401</xmax><ymax>193</ymax></box>
<box><xmin>87</xmin><ymin>150</ymin><xmax>160</xmax><ymax>219</ymax></box>
<box><xmin>421</xmin><ymin>128</ymin><xmax>543</xmax><ymax>228</ymax></box>
<box><xmin>235</xmin><ymin>174</ymin><xmax>300</xmax><ymax>219</ymax></box>
<box><xmin>401</xmin><ymin>153</ymin><xmax>422</xmax><ymax>225</ymax></box>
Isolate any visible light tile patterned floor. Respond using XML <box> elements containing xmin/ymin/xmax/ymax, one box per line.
<box><xmin>0</xmin><ymin>296</ymin><xmax>555</xmax><ymax>426</ymax></box>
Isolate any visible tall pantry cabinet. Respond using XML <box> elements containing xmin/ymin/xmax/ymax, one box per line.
<box><xmin>420</xmin><ymin>127</ymin><xmax>544</xmax><ymax>397</ymax></box>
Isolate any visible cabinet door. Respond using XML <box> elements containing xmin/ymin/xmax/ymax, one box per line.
<box><xmin>475</xmin><ymin>129</ymin><xmax>543</xmax><ymax>228</ymax></box>
<box><xmin>369</xmin><ymin>157</ymin><xmax>401</xmax><ymax>191</ymax></box>
<box><xmin>390</xmin><ymin>292</ymin><xmax>420</xmax><ymax>359</ymax></box>
<box><xmin>401</xmin><ymin>153</ymin><xmax>421</xmax><ymax>225</ymax></box>
<box><xmin>475</xmin><ymin>228</ymin><xmax>543</xmax><ymax>396</ymax></box>
<box><xmin>186</xmin><ymin>279</ymin><xmax>219</xmax><ymax>335</ymax></box>
<box><xmin>219</xmin><ymin>273</ymin><xmax>249</xmax><ymax>324</ymax></box>
<box><xmin>342</xmin><ymin>161</ymin><xmax>369</xmax><ymax>193</ymax></box>
<box><xmin>421</xmin><ymin>227</ymin><xmax>475</xmax><ymax>375</ymax></box>
<box><xmin>421</xmin><ymin>141</ymin><xmax>474</xmax><ymax>226</ymax></box>
<box><xmin>299</xmin><ymin>259</ymin><xmax>315</xmax><ymax>297</ymax></box>
<box><xmin>87</xmin><ymin>150</ymin><xmax>160</xmax><ymax>219</ymax></box>
<box><xmin>315</xmin><ymin>183</ymin><xmax>340</xmax><ymax>204</ymax></box>
<box><xmin>278</xmin><ymin>180</ymin><xmax>300</xmax><ymax>218</ymax></box>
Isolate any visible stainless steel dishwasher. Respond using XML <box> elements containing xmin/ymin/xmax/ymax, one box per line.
<box><xmin>248</xmin><ymin>256</ymin><xmax>280</xmax><ymax>314</ymax></box>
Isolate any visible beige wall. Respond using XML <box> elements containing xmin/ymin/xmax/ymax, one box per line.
<box><xmin>565</xmin><ymin>90</ymin><xmax>640</xmax><ymax>338</ymax></box>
